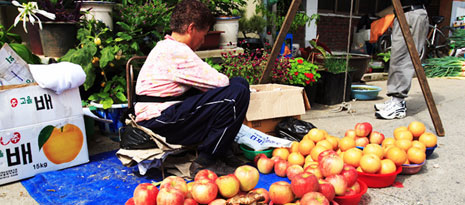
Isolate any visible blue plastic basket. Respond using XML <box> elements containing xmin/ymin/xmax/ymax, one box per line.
<box><xmin>426</xmin><ymin>144</ymin><xmax>438</xmax><ymax>158</ymax></box>
<box><xmin>351</xmin><ymin>85</ymin><xmax>382</xmax><ymax>100</ymax></box>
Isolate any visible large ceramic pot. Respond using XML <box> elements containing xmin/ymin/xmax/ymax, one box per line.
<box><xmin>38</xmin><ymin>21</ymin><xmax>77</xmax><ymax>57</ymax></box>
<box><xmin>214</xmin><ymin>16</ymin><xmax>240</xmax><ymax>49</ymax></box>
<box><xmin>80</xmin><ymin>1</ymin><xmax>115</xmax><ymax>29</ymax></box>
<box><xmin>198</xmin><ymin>31</ymin><xmax>224</xmax><ymax>50</ymax></box>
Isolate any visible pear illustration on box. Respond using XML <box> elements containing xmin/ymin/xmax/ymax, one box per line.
<box><xmin>38</xmin><ymin>124</ymin><xmax>83</xmax><ymax>164</ymax></box>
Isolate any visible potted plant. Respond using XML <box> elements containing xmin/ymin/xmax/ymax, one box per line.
<box><xmin>312</xmin><ymin>56</ymin><xmax>355</xmax><ymax>105</ymax></box>
<box><xmin>202</xmin><ymin>0</ymin><xmax>246</xmax><ymax>49</ymax></box>
<box><xmin>34</xmin><ymin>0</ymin><xmax>83</xmax><ymax>57</ymax></box>
<box><xmin>238</xmin><ymin>12</ymin><xmax>266</xmax><ymax>50</ymax></box>
<box><xmin>80</xmin><ymin>0</ymin><xmax>116</xmax><ymax>30</ymax></box>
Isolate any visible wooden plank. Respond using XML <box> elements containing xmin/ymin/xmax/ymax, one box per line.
<box><xmin>259</xmin><ymin>0</ymin><xmax>302</xmax><ymax>84</ymax></box>
<box><xmin>391</xmin><ymin>0</ymin><xmax>445</xmax><ymax>136</ymax></box>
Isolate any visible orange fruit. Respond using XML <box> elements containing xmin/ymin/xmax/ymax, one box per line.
<box><xmin>305</xmin><ymin>128</ymin><xmax>326</xmax><ymax>143</ymax></box>
<box><xmin>379</xmin><ymin>159</ymin><xmax>397</xmax><ymax>174</ymax></box>
<box><xmin>382</xmin><ymin>137</ymin><xmax>396</xmax><ymax>148</ymax></box>
<box><xmin>419</xmin><ymin>132</ymin><xmax>437</xmax><ymax>148</ymax></box>
<box><xmin>395</xmin><ymin>139</ymin><xmax>413</xmax><ymax>152</ymax></box>
<box><xmin>303</xmin><ymin>160</ymin><xmax>318</xmax><ymax>169</ymax></box>
<box><xmin>288</xmin><ymin>152</ymin><xmax>305</xmax><ymax>166</ymax></box>
<box><xmin>363</xmin><ymin>144</ymin><xmax>384</xmax><ymax>159</ymax></box>
<box><xmin>343</xmin><ymin>148</ymin><xmax>363</xmax><ymax>167</ymax></box>
<box><xmin>393</xmin><ymin>126</ymin><xmax>408</xmax><ymax>137</ymax></box>
<box><xmin>407</xmin><ymin>147</ymin><xmax>426</xmax><ymax>164</ymax></box>
<box><xmin>310</xmin><ymin>145</ymin><xmax>330</xmax><ymax>162</ymax></box>
<box><xmin>385</xmin><ymin>146</ymin><xmax>407</xmax><ymax>166</ymax></box>
<box><xmin>42</xmin><ymin>124</ymin><xmax>84</xmax><ymax>164</ymax></box>
<box><xmin>359</xmin><ymin>154</ymin><xmax>381</xmax><ymax>174</ymax></box>
<box><xmin>411</xmin><ymin>140</ymin><xmax>426</xmax><ymax>152</ymax></box>
<box><xmin>408</xmin><ymin>121</ymin><xmax>426</xmax><ymax>138</ymax></box>
<box><xmin>325</xmin><ymin>136</ymin><xmax>339</xmax><ymax>150</ymax></box>
<box><xmin>394</xmin><ymin>130</ymin><xmax>413</xmax><ymax>141</ymax></box>
<box><xmin>290</xmin><ymin>142</ymin><xmax>300</xmax><ymax>153</ymax></box>
<box><xmin>356</xmin><ymin>166</ymin><xmax>363</xmax><ymax>172</ymax></box>
<box><xmin>383</xmin><ymin>144</ymin><xmax>395</xmax><ymax>158</ymax></box>
<box><xmin>316</xmin><ymin>140</ymin><xmax>333</xmax><ymax>150</ymax></box>
<box><xmin>304</xmin><ymin>155</ymin><xmax>314</xmax><ymax>164</ymax></box>
<box><xmin>339</xmin><ymin>137</ymin><xmax>356</xmax><ymax>152</ymax></box>
<box><xmin>298</xmin><ymin>139</ymin><xmax>315</xmax><ymax>156</ymax></box>
<box><xmin>272</xmin><ymin>148</ymin><xmax>290</xmax><ymax>161</ymax></box>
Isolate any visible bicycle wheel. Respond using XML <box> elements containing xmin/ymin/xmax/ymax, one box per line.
<box><xmin>377</xmin><ymin>34</ymin><xmax>391</xmax><ymax>54</ymax></box>
<box><xmin>433</xmin><ymin>27</ymin><xmax>454</xmax><ymax>57</ymax></box>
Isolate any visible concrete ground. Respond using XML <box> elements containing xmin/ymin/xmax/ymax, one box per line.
<box><xmin>0</xmin><ymin>77</ymin><xmax>464</xmax><ymax>204</ymax></box>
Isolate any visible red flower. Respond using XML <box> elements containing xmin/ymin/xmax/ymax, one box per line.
<box><xmin>297</xmin><ymin>59</ymin><xmax>303</xmax><ymax>64</ymax></box>
<box><xmin>305</xmin><ymin>80</ymin><xmax>311</xmax><ymax>84</ymax></box>
<box><xmin>294</xmin><ymin>72</ymin><xmax>299</xmax><ymax>76</ymax></box>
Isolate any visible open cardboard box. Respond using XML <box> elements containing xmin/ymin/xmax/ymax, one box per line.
<box><xmin>244</xmin><ymin>84</ymin><xmax>311</xmax><ymax>136</ymax></box>
<box><xmin>0</xmin><ymin>83</ymin><xmax>89</xmax><ymax>185</ymax></box>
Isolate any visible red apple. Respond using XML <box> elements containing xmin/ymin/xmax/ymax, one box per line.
<box><xmin>257</xmin><ymin>157</ymin><xmax>275</xmax><ymax>174</ymax></box>
<box><xmin>340</xmin><ymin>164</ymin><xmax>358</xmax><ymax>187</ymax></box>
<box><xmin>274</xmin><ymin>159</ymin><xmax>289</xmax><ymax>177</ymax></box>
<box><xmin>355</xmin><ymin>136</ymin><xmax>369</xmax><ymax>147</ymax></box>
<box><xmin>250</xmin><ymin>188</ymin><xmax>270</xmax><ymax>204</ymax></box>
<box><xmin>271</xmin><ymin>156</ymin><xmax>282</xmax><ymax>164</ymax></box>
<box><xmin>183</xmin><ymin>198</ymin><xmax>198</xmax><ymax>205</ymax></box>
<box><xmin>125</xmin><ymin>198</ymin><xmax>135</xmax><ymax>205</ymax></box>
<box><xmin>234</xmin><ymin>165</ymin><xmax>260</xmax><ymax>192</ymax></box>
<box><xmin>319</xmin><ymin>154</ymin><xmax>344</xmax><ymax>177</ymax></box>
<box><xmin>269</xmin><ymin>181</ymin><xmax>295</xmax><ymax>204</ymax></box>
<box><xmin>191</xmin><ymin>179</ymin><xmax>218</xmax><ymax>204</ymax></box>
<box><xmin>369</xmin><ymin>131</ymin><xmax>385</xmax><ymax>144</ymax></box>
<box><xmin>325</xmin><ymin>174</ymin><xmax>348</xmax><ymax>196</ymax></box>
<box><xmin>304</xmin><ymin>164</ymin><xmax>323</xmax><ymax>179</ymax></box>
<box><xmin>186</xmin><ymin>182</ymin><xmax>194</xmax><ymax>199</ymax></box>
<box><xmin>208</xmin><ymin>199</ymin><xmax>226</xmax><ymax>205</ymax></box>
<box><xmin>318</xmin><ymin>179</ymin><xmax>335</xmax><ymax>201</ymax></box>
<box><xmin>157</xmin><ymin>186</ymin><xmax>185</xmax><ymax>205</ymax></box>
<box><xmin>317</xmin><ymin>150</ymin><xmax>337</xmax><ymax>164</ymax></box>
<box><xmin>160</xmin><ymin>176</ymin><xmax>188</xmax><ymax>197</ymax></box>
<box><xmin>286</xmin><ymin>164</ymin><xmax>304</xmax><ymax>180</ymax></box>
<box><xmin>300</xmin><ymin>192</ymin><xmax>330</xmax><ymax>205</ymax></box>
<box><xmin>215</xmin><ymin>174</ymin><xmax>240</xmax><ymax>198</ymax></box>
<box><xmin>194</xmin><ymin>169</ymin><xmax>218</xmax><ymax>182</ymax></box>
<box><xmin>354</xmin><ymin>122</ymin><xmax>372</xmax><ymax>137</ymax></box>
<box><xmin>291</xmin><ymin>172</ymin><xmax>319</xmax><ymax>198</ymax></box>
<box><xmin>349</xmin><ymin>181</ymin><xmax>361</xmax><ymax>193</ymax></box>
<box><xmin>254</xmin><ymin>153</ymin><xmax>267</xmax><ymax>166</ymax></box>
<box><xmin>133</xmin><ymin>183</ymin><xmax>159</xmax><ymax>205</ymax></box>
<box><xmin>344</xmin><ymin>188</ymin><xmax>358</xmax><ymax>196</ymax></box>
<box><xmin>344</xmin><ymin>129</ymin><xmax>357</xmax><ymax>139</ymax></box>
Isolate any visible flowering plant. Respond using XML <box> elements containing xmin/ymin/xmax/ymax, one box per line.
<box><xmin>12</xmin><ymin>1</ymin><xmax>55</xmax><ymax>33</ymax></box>
<box><xmin>271</xmin><ymin>57</ymin><xmax>320</xmax><ymax>86</ymax></box>
<box><xmin>217</xmin><ymin>48</ymin><xmax>268</xmax><ymax>84</ymax></box>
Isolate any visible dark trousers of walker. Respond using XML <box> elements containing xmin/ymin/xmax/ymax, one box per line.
<box><xmin>138</xmin><ymin>77</ymin><xmax>250</xmax><ymax>158</ymax></box>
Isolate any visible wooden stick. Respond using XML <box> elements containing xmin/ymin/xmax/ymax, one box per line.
<box><xmin>391</xmin><ymin>0</ymin><xmax>445</xmax><ymax>136</ymax></box>
<box><xmin>259</xmin><ymin>0</ymin><xmax>302</xmax><ymax>84</ymax></box>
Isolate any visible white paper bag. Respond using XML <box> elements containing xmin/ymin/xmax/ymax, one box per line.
<box><xmin>235</xmin><ymin>124</ymin><xmax>293</xmax><ymax>151</ymax></box>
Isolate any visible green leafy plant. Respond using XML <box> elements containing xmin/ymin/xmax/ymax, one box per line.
<box><xmin>323</xmin><ymin>56</ymin><xmax>354</xmax><ymax>74</ymax></box>
<box><xmin>88</xmin><ymin>75</ymin><xmax>127</xmax><ymax>108</ymax></box>
<box><xmin>0</xmin><ymin>24</ymin><xmax>41</xmax><ymax>64</ymax></box>
<box><xmin>272</xmin><ymin>57</ymin><xmax>320</xmax><ymax>86</ymax></box>
<box><xmin>59</xmin><ymin>17</ymin><xmax>127</xmax><ymax>109</ymax></box>
<box><xmin>201</xmin><ymin>0</ymin><xmax>246</xmax><ymax>17</ymax></box>
<box><xmin>377</xmin><ymin>51</ymin><xmax>391</xmax><ymax>63</ymax></box>
<box><xmin>113</xmin><ymin>0</ymin><xmax>172</xmax><ymax>54</ymax></box>
<box><xmin>217</xmin><ymin>48</ymin><xmax>268</xmax><ymax>84</ymax></box>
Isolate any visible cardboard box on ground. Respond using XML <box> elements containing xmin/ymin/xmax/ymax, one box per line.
<box><xmin>0</xmin><ymin>45</ymin><xmax>89</xmax><ymax>185</ymax></box>
<box><xmin>244</xmin><ymin>84</ymin><xmax>311</xmax><ymax>136</ymax></box>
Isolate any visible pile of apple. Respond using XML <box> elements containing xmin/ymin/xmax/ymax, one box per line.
<box><xmin>126</xmin><ymin>165</ymin><xmax>266</xmax><ymax>205</ymax></box>
<box><xmin>256</xmin><ymin>148</ymin><xmax>362</xmax><ymax>204</ymax></box>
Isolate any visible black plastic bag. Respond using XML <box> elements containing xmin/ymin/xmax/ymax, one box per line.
<box><xmin>275</xmin><ymin>117</ymin><xmax>317</xmax><ymax>142</ymax></box>
<box><xmin>119</xmin><ymin>125</ymin><xmax>158</xmax><ymax>150</ymax></box>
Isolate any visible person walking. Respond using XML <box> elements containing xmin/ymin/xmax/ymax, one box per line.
<box><xmin>375</xmin><ymin>0</ymin><xmax>430</xmax><ymax>119</ymax></box>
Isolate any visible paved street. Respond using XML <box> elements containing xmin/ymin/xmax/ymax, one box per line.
<box><xmin>0</xmin><ymin>77</ymin><xmax>464</xmax><ymax>204</ymax></box>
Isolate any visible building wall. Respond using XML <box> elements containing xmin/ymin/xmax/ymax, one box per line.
<box><xmin>316</xmin><ymin>15</ymin><xmax>360</xmax><ymax>52</ymax></box>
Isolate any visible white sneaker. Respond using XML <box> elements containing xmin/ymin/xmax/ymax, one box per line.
<box><xmin>375</xmin><ymin>100</ymin><xmax>407</xmax><ymax>119</ymax></box>
<box><xmin>374</xmin><ymin>99</ymin><xmax>393</xmax><ymax>111</ymax></box>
